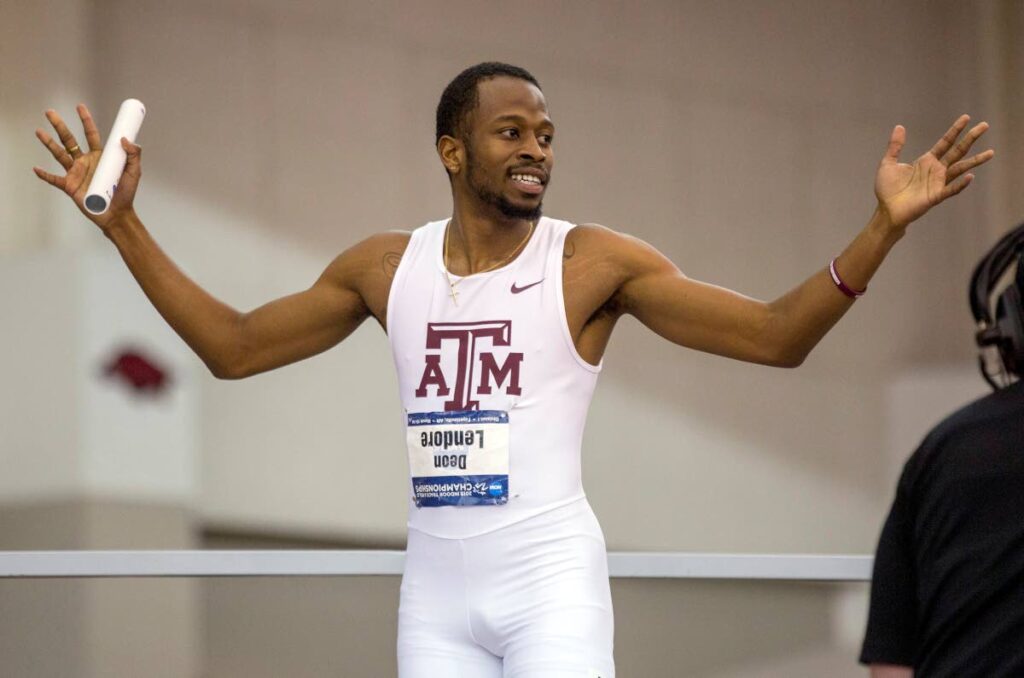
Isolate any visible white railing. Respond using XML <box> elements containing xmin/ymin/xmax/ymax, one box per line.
<box><xmin>0</xmin><ymin>551</ymin><xmax>872</xmax><ymax>581</ymax></box>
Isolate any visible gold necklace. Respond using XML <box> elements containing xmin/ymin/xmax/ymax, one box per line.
<box><xmin>443</xmin><ymin>220</ymin><xmax>536</xmax><ymax>306</ymax></box>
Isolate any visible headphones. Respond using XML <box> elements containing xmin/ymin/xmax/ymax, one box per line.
<box><xmin>970</xmin><ymin>221</ymin><xmax>1024</xmax><ymax>390</ymax></box>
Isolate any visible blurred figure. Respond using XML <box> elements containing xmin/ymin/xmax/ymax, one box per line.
<box><xmin>861</xmin><ymin>223</ymin><xmax>1024</xmax><ymax>677</ymax></box>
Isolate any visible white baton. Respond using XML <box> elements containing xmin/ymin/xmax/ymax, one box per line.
<box><xmin>84</xmin><ymin>98</ymin><xmax>146</xmax><ymax>215</ymax></box>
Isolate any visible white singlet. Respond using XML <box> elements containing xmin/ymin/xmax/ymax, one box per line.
<box><xmin>387</xmin><ymin>217</ymin><xmax>615</xmax><ymax>677</ymax></box>
<box><xmin>387</xmin><ymin>216</ymin><xmax>601</xmax><ymax>538</ymax></box>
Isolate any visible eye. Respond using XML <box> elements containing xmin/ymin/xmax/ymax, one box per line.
<box><xmin>500</xmin><ymin>128</ymin><xmax>520</xmax><ymax>139</ymax></box>
<box><xmin>539</xmin><ymin>133</ymin><xmax>554</xmax><ymax>145</ymax></box>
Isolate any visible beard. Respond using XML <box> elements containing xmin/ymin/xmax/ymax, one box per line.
<box><xmin>466</xmin><ymin>149</ymin><xmax>543</xmax><ymax>221</ymax></box>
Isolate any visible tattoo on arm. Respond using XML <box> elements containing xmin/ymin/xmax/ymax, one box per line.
<box><xmin>382</xmin><ymin>251</ymin><xmax>402</xmax><ymax>279</ymax></box>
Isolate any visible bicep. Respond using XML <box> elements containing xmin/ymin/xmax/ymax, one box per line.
<box><xmin>231</xmin><ymin>249</ymin><xmax>375</xmax><ymax>378</ymax></box>
<box><xmin>616</xmin><ymin>243</ymin><xmax>779</xmax><ymax>365</ymax></box>
<box><xmin>237</xmin><ymin>277</ymin><xmax>369</xmax><ymax>375</ymax></box>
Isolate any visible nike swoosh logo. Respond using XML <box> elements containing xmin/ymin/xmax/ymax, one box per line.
<box><xmin>511</xmin><ymin>279</ymin><xmax>544</xmax><ymax>294</ymax></box>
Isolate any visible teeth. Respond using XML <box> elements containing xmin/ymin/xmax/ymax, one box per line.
<box><xmin>512</xmin><ymin>174</ymin><xmax>541</xmax><ymax>184</ymax></box>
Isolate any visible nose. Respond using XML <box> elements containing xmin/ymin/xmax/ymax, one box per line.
<box><xmin>519</xmin><ymin>135</ymin><xmax>546</xmax><ymax>163</ymax></box>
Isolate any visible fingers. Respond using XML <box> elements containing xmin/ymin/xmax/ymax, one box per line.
<box><xmin>44</xmin><ymin>109</ymin><xmax>85</xmax><ymax>160</ymax></box>
<box><xmin>928</xmin><ymin>114</ymin><xmax>970</xmax><ymax>159</ymax></box>
<box><xmin>35</xmin><ymin>128</ymin><xmax>75</xmax><ymax>170</ymax></box>
<box><xmin>121</xmin><ymin>137</ymin><xmax>142</xmax><ymax>179</ymax></box>
<box><xmin>32</xmin><ymin>166</ymin><xmax>67</xmax><ymax>191</ymax></box>
<box><xmin>107</xmin><ymin>137</ymin><xmax>143</xmax><ymax>208</ymax></box>
<box><xmin>947</xmin><ymin>148</ymin><xmax>996</xmax><ymax>182</ymax></box>
<box><xmin>77</xmin><ymin>104</ymin><xmax>103</xmax><ymax>152</ymax></box>
<box><xmin>33</xmin><ymin>105</ymin><xmax>111</xmax><ymax>204</ymax></box>
<box><xmin>882</xmin><ymin>125</ymin><xmax>906</xmax><ymax>164</ymax></box>
<box><xmin>938</xmin><ymin>173</ymin><xmax>974</xmax><ymax>202</ymax></box>
<box><xmin>941</xmin><ymin>121</ymin><xmax>989</xmax><ymax>166</ymax></box>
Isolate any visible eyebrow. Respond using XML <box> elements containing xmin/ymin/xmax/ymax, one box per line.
<box><xmin>491</xmin><ymin>114</ymin><xmax>555</xmax><ymax>129</ymax></box>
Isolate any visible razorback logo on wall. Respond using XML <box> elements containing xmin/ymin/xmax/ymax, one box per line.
<box><xmin>103</xmin><ymin>347</ymin><xmax>171</xmax><ymax>395</ymax></box>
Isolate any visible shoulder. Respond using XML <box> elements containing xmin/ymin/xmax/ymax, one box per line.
<box><xmin>564</xmin><ymin>222</ymin><xmax>681</xmax><ymax>289</ymax></box>
<box><xmin>348</xmin><ymin>229</ymin><xmax>413</xmax><ymax>261</ymax></box>
<box><xmin>559</xmin><ymin>222</ymin><xmax>683</xmax><ymax>317</ymax></box>
<box><xmin>925</xmin><ymin>384</ymin><xmax>1024</xmax><ymax>448</ymax></box>
<box><xmin>904</xmin><ymin>383</ymin><xmax>1024</xmax><ymax>480</ymax></box>
<box><xmin>311</xmin><ymin>230</ymin><xmax>413</xmax><ymax>326</ymax></box>
<box><xmin>565</xmin><ymin>223</ymin><xmax>659</xmax><ymax>260</ymax></box>
<box><xmin>362</xmin><ymin>230</ymin><xmax>413</xmax><ymax>278</ymax></box>
<box><xmin>564</xmin><ymin>222</ymin><xmax>623</xmax><ymax>250</ymax></box>
<box><xmin>323</xmin><ymin>230</ymin><xmax>411</xmax><ymax>276</ymax></box>
<box><xmin>316</xmin><ymin>229</ymin><xmax>412</xmax><ymax>297</ymax></box>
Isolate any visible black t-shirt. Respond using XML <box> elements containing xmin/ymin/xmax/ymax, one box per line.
<box><xmin>860</xmin><ymin>380</ymin><xmax>1024</xmax><ymax>676</ymax></box>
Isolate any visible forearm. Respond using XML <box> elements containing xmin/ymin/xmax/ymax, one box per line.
<box><xmin>767</xmin><ymin>113</ymin><xmax>994</xmax><ymax>365</ymax></box>
<box><xmin>104</xmin><ymin>211</ymin><xmax>245</xmax><ymax>377</ymax></box>
<box><xmin>766</xmin><ymin>208</ymin><xmax>903</xmax><ymax>366</ymax></box>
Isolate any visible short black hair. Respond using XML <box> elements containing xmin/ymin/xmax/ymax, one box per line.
<box><xmin>435</xmin><ymin>62</ymin><xmax>541</xmax><ymax>145</ymax></box>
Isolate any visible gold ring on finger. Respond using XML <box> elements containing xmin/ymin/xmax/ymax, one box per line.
<box><xmin>67</xmin><ymin>145</ymin><xmax>80</xmax><ymax>154</ymax></box>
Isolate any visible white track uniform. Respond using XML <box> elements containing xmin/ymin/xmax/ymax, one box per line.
<box><xmin>387</xmin><ymin>217</ymin><xmax>614</xmax><ymax>677</ymax></box>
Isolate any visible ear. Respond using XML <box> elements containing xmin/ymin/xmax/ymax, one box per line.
<box><xmin>437</xmin><ymin>135</ymin><xmax>464</xmax><ymax>176</ymax></box>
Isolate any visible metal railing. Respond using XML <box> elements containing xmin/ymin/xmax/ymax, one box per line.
<box><xmin>0</xmin><ymin>551</ymin><xmax>872</xmax><ymax>581</ymax></box>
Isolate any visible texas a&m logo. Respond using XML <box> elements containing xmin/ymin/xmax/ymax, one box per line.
<box><xmin>415</xmin><ymin>321</ymin><xmax>523</xmax><ymax>411</ymax></box>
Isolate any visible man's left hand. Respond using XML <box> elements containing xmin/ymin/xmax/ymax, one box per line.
<box><xmin>874</xmin><ymin>115</ymin><xmax>994</xmax><ymax>230</ymax></box>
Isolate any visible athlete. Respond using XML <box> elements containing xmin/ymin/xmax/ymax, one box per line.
<box><xmin>34</xmin><ymin>62</ymin><xmax>994</xmax><ymax>677</ymax></box>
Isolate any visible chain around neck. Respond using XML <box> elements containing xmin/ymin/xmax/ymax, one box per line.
<box><xmin>442</xmin><ymin>220</ymin><xmax>536</xmax><ymax>305</ymax></box>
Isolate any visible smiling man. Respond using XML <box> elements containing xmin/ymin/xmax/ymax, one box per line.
<box><xmin>34</xmin><ymin>61</ymin><xmax>994</xmax><ymax>677</ymax></box>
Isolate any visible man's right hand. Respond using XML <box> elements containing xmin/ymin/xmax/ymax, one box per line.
<box><xmin>32</xmin><ymin>103</ymin><xmax>406</xmax><ymax>380</ymax></box>
<box><xmin>33</xmin><ymin>104</ymin><xmax>142</xmax><ymax>234</ymax></box>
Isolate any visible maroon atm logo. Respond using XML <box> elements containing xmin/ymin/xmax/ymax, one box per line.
<box><xmin>415</xmin><ymin>321</ymin><xmax>523</xmax><ymax>411</ymax></box>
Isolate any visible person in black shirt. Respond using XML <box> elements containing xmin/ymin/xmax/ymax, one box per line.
<box><xmin>861</xmin><ymin>223</ymin><xmax>1024</xmax><ymax>677</ymax></box>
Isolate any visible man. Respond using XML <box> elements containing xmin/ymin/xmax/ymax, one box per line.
<box><xmin>35</xmin><ymin>62</ymin><xmax>993</xmax><ymax>677</ymax></box>
<box><xmin>861</xmin><ymin>224</ymin><xmax>1024</xmax><ymax>678</ymax></box>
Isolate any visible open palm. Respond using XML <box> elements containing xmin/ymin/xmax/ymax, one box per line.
<box><xmin>875</xmin><ymin>115</ymin><xmax>994</xmax><ymax>229</ymax></box>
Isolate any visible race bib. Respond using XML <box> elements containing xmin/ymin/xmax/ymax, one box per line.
<box><xmin>406</xmin><ymin>410</ymin><xmax>509</xmax><ymax>507</ymax></box>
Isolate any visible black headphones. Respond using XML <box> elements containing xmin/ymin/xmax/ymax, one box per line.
<box><xmin>970</xmin><ymin>221</ymin><xmax>1024</xmax><ymax>389</ymax></box>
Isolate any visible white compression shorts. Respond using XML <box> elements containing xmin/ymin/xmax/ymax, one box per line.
<box><xmin>397</xmin><ymin>497</ymin><xmax>615</xmax><ymax>677</ymax></box>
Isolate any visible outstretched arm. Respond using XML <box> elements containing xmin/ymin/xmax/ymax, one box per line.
<box><xmin>611</xmin><ymin>115</ymin><xmax>994</xmax><ymax>367</ymax></box>
<box><xmin>34</xmin><ymin>104</ymin><xmax>403</xmax><ymax>379</ymax></box>
<box><xmin>101</xmin><ymin>212</ymin><xmax>391</xmax><ymax>379</ymax></box>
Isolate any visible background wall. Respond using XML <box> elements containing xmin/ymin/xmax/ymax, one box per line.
<box><xmin>2</xmin><ymin>0</ymin><xmax>1022</xmax><ymax>676</ymax></box>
